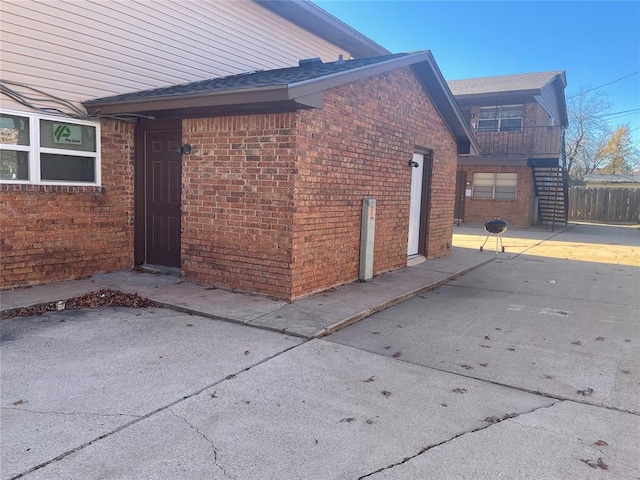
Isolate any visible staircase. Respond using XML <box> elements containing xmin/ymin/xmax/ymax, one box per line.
<box><xmin>531</xmin><ymin>164</ymin><xmax>568</xmax><ymax>230</ymax></box>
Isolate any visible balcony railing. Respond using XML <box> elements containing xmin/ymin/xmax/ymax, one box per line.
<box><xmin>472</xmin><ymin>125</ymin><xmax>563</xmax><ymax>157</ymax></box>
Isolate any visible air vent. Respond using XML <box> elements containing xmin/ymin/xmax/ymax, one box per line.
<box><xmin>298</xmin><ymin>57</ymin><xmax>323</xmax><ymax>67</ymax></box>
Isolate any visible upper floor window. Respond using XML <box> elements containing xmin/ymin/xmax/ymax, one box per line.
<box><xmin>0</xmin><ymin>109</ymin><xmax>100</xmax><ymax>185</ymax></box>
<box><xmin>477</xmin><ymin>105</ymin><xmax>523</xmax><ymax>132</ymax></box>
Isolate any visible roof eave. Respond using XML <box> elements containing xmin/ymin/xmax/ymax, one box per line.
<box><xmin>83</xmin><ymin>85</ymin><xmax>301</xmax><ymax>116</ymax></box>
<box><xmin>453</xmin><ymin>88</ymin><xmax>542</xmax><ymax>102</ymax></box>
<box><xmin>410</xmin><ymin>54</ymin><xmax>479</xmax><ymax>155</ymax></box>
<box><xmin>254</xmin><ymin>0</ymin><xmax>389</xmax><ymax>57</ymax></box>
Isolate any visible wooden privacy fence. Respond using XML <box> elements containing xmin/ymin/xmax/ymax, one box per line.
<box><xmin>568</xmin><ymin>187</ymin><xmax>640</xmax><ymax>223</ymax></box>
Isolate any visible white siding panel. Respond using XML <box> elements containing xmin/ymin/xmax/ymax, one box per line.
<box><xmin>0</xmin><ymin>0</ymin><xmax>350</xmax><ymax>113</ymax></box>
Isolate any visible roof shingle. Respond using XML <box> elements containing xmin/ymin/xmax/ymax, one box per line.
<box><xmin>447</xmin><ymin>71</ymin><xmax>565</xmax><ymax>96</ymax></box>
<box><xmin>85</xmin><ymin>53</ymin><xmax>409</xmax><ymax>105</ymax></box>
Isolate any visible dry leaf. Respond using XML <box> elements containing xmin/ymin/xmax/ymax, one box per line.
<box><xmin>503</xmin><ymin>412</ymin><xmax>518</xmax><ymax>420</ymax></box>
<box><xmin>484</xmin><ymin>335</ymin><xmax>491</xmax><ymax>340</ymax></box>
<box><xmin>1</xmin><ymin>289</ymin><xmax>152</xmax><ymax>320</ymax></box>
<box><xmin>479</xmin><ymin>363</ymin><xmax>488</xmax><ymax>367</ymax></box>
<box><xmin>484</xmin><ymin>416</ymin><xmax>500</xmax><ymax>423</ymax></box>
<box><xmin>225</xmin><ymin>374</ymin><xmax>237</xmax><ymax>380</ymax></box>
<box><xmin>596</xmin><ymin>458</ymin><xmax>608</xmax><ymax>470</ymax></box>
<box><xmin>392</xmin><ymin>352</ymin><xmax>402</xmax><ymax>358</ymax></box>
<box><xmin>581</xmin><ymin>459</ymin><xmax>597</xmax><ymax>469</ymax></box>
<box><xmin>577</xmin><ymin>387</ymin><xmax>594</xmax><ymax>396</ymax></box>
<box><xmin>364</xmin><ymin>376</ymin><xmax>376</xmax><ymax>383</ymax></box>
<box><xmin>12</xmin><ymin>399</ymin><xmax>27</xmax><ymax>406</ymax></box>
<box><xmin>593</xmin><ymin>440</ymin><xmax>608</xmax><ymax>446</ymax></box>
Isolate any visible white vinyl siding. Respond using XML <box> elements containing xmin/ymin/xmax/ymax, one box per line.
<box><xmin>0</xmin><ymin>109</ymin><xmax>100</xmax><ymax>186</ymax></box>
<box><xmin>472</xmin><ymin>173</ymin><xmax>517</xmax><ymax>200</ymax></box>
<box><xmin>0</xmin><ymin>0</ymin><xmax>350</xmax><ymax>111</ymax></box>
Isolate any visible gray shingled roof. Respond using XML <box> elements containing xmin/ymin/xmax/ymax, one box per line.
<box><xmin>85</xmin><ymin>53</ymin><xmax>408</xmax><ymax>105</ymax></box>
<box><xmin>584</xmin><ymin>174</ymin><xmax>640</xmax><ymax>184</ymax></box>
<box><xmin>447</xmin><ymin>71</ymin><xmax>565</xmax><ymax>96</ymax></box>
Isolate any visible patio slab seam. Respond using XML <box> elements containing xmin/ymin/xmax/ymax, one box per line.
<box><xmin>5</xmin><ymin>340</ymin><xmax>306</xmax><ymax>480</ymax></box>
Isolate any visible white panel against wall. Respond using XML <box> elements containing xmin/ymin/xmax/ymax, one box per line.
<box><xmin>0</xmin><ymin>0</ymin><xmax>350</xmax><ymax>110</ymax></box>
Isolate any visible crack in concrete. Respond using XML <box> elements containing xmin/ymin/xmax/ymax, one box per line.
<box><xmin>3</xmin><ymin>406</ymin><xmax>140</xmax><ymax>419</ymax></box>
<box><xmin>7</xmin><ymin>341</ymin><xmax>305</xmax><ymax>480</ymax></box>
<box><xmin>357</xmin><ymin>402</ymin><xmax>560</xmax><ymax>479</ymax></box>
<box><xmin>168</xmin><ymin>409</ymin><xmax>234</xmax><ymax>479</ymax></box>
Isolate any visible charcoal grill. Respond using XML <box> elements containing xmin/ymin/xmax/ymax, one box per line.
<box><xmin>480</xmin><ymin>218</ymin><xmax>508</xmax><ymax>253</ymax></box>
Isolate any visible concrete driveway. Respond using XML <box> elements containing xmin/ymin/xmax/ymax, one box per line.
<box><xmin>330</xmin><ymin>223</ymin><xmax>640</xmax><ymax>477</ymax></box>
<box><xmin>2</xmin><ymin>222</ymin><xmax>639</xmax><ymax>479</ymax></box>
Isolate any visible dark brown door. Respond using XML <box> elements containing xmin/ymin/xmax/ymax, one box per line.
<box><xmin>145</xmin><ymin>130</ymin><xmax>182</xmax><ymax>267</ymax></box>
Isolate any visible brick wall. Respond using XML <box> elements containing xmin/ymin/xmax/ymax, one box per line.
<box><xmin>292</xmin><ymin>68</ymin><xmax>458</xmax><ymax>299</ymax></box>
<box><xmin>179</xmin><ymin>68</ymin><xmax>458</xmax><ymax>301</ymax></box>
<box><xmin>460</xmin><ymin>165</ymin><xmax>534</xmax><ymax>226</ymax></box>
<box><xmin>0</xmin><ymin>119</ymin><xmax>135</xmax><ymax>288</ymax></box>
<box><xmin>181</xmin><ymin>114</ymin><xmax>297</xmax><ymax>299</ymax></box>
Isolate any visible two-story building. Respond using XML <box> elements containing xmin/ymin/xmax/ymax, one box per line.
<box><xmin>448</xmin><ymin>71</ymin><xmax>568</xmax><ymax>228</ymax></box>
<box><xmin>1</xmin><ymin>0</ymin><xmax>476</xmax><ymax>300</ymax></box>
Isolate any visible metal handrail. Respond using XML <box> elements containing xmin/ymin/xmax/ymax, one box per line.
<box><xmin>471</xmin><ymin>125</ymin><xmax>563</xmax><ymax>157</ymax></box>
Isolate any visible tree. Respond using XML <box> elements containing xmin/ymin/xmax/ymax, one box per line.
<box><xmin>565</xmin><ymin>88</ymin><xmax>612</xmax><ymax>181</ymax></box>
<box><xmin>598</xmin><ymin>125</ymin><xmax>640</xmax><ymax>174</ymax></box>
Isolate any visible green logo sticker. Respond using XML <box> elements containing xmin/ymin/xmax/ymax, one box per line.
<box><xmin>53</xmin><ymin>124</ymin><xmax>82</xmax><ymax>145</ymax></box>
<box><xmin>54</xmin><ymin>125</ymin><xmax>71</xmax><ymax>142</ymax></box>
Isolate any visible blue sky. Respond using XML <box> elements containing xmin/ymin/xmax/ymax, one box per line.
<box><xmin>314</xmin><ymin>1</ymin><xmax>640</xmax><ymax>143</ymax></box>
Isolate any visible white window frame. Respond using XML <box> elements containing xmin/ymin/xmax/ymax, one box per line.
<box><xmin>472</xmin><ymin>172</ymin><xmax>517</xmax><ymax>200</ymax></box>
<box><xmin>477</xmin><ymin>105</ymin><xmax>524</xmax><ymax>133</ymax></box>
<box><xmin>0</xmin><ymin>108</ymin><xmax>101</xmax><ymax>186</ymax></box>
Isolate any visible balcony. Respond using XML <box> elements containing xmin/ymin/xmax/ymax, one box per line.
<box><xmin>472</xmin><ymin>125</ymin><xmax>563</xmax><ymax>157</ymax></box>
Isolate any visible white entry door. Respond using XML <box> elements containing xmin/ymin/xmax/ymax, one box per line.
<box><xmin>407</xmin><ymin>152</ymin><xmax>424</xmax><ymax>256</ymax></box>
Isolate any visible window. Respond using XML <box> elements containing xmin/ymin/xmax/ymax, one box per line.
<box><xmin>0</xmin><ymin>109</ymin><xmax>100</xmax><ymax>185</ymax></box>
<box><xmin>477</xmin><ymin>105</ymin><xmax>523</xmax><ymax>132</ymax></box>
<box><xmin>472</xmin><ymin>173</ymin><xmax>517</xmax><ymax>200</ymax></box>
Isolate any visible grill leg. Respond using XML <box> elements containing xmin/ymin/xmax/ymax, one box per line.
<box><xmin>480</xmin><ymin>235</ymin><xmax>491</xmax><ymax>252</ymax></box>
